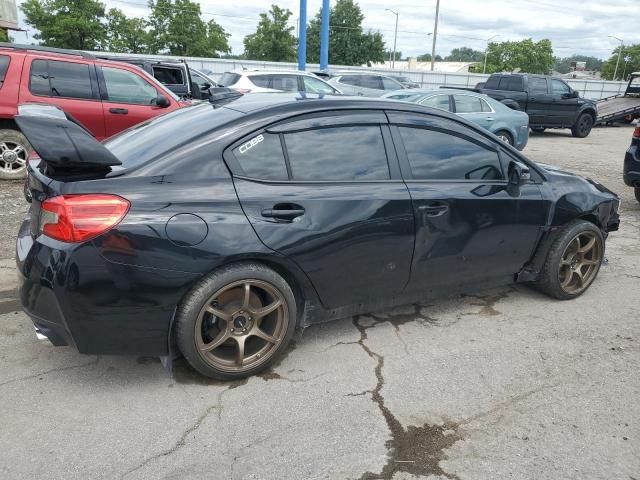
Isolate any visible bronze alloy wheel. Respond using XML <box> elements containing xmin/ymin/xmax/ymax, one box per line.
<box><xmin>557</xmin><ymin>231</ymin><xmax>603</xmax><ymax>295</ymax></box>
<box><xmin>194</xmin><ymin>279</ymin><xmax>288</xmax><ymax>373</ymax></box>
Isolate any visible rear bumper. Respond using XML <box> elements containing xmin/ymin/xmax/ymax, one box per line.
<box><xmin>16</xmin><ymin>218</ymin><xmax>200</xmax><ymax>356</ymax></box>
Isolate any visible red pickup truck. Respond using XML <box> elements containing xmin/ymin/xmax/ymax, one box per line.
<box><xmin>0</xmin><ymin>43</ymin><xmax>186</xmax><ymax>179</ymax></box>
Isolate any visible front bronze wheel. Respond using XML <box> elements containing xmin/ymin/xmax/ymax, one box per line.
<box><xmin>536</xmin><ymin>220</ymin><xmax>605</xmax><ymax>300</ymax></box>
<box><xmin>557</xmin><ymin>231</ymin><xmax>603</xmax><ymax>295</ymax></box>
<box><xmin>176</xmin><ymin>264</ymin><xmax>297</xmax><ymax>380</ymax></box>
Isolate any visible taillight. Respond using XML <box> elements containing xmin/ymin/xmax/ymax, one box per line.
<box><xmin>40</xmin><ymin>194</ymin><xmax>130</xmax><ymax>243</ymax></box>
<box><xmin>634</xmin><ymin>126</ymin><xmax>640</xmax><ymax>138</ymax></box>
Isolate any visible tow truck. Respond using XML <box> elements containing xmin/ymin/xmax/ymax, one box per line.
<box><xmin>596</xmin><ymin>72</ymin><xmax>640</xmax><ymax>125</ymax></box>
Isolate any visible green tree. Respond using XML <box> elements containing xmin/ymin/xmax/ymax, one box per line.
<box><xmin>105</xmin><ymin>8</ymin><xmax>148</xmax><ymax>53</ymax></box>
<box><xmin>601</xmin><ymin>43</ymin><xmax>640</xmax><ymax>80</ymax></box>
<box><xmin>416</xmin><ymin>53</ymin><xmax>442</xmax><ymax>62</ymax></box>
<box><xmin>243</xmin><ymin>5</ymin><xmax>296</xmax><ymax>61</ymax></box>
<box><xmin>484</xmin><ymin>38</ymin><xmax>554</xmax><ymax>74</ymax></box>
<box><xmin>445</xmin><ymin>46</ymin><xmax>483</xmax><ymax>62</ymax></box>
<box><xmin>553</xmin><ymin>55</ymin><xmax>604</xmax><ymax>74</ymax></box>
<box><xmin>0</xmin><ymin>29</ymin><xmax>10</xmax><ymax>42</ymax></box>
<box><xmin>21</xmin><ymin>0</ymin><xmax>106</xmax><ymax>50</ymax></box>
<box><xmin>306</xmin><ymin>0</ymin><xmax>386</xmax><ymax>66</ymax></box>
<box><xmin>147</xmin><ymin>0</ymin><xmax>229</xmax><ymax>57</ymax></box>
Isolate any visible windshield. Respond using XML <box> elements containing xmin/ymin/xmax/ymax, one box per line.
<box><xmin>104</xmin><ymin>104</ymin><xmax>242</xmax><ymax>169</ymax></box>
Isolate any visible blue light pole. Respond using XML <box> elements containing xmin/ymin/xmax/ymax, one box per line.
<box><xmin>320</xmin><ymin>0</ymin><xmax>330</xmax><ymax>70</ymax></box>
<box><xmin>297</xmin><ymin>0</ymin><xmax>307</xmax><ymax>71</ymax></box>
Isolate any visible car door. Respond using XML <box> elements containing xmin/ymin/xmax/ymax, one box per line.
<box><xmin>526</xmin><ymin>76</ymin><xmax>553</xmax><ymax>125</ymax></box>
<box><xmin>550</xmin><ymin>78</ymin><xmax>579</xmax><ymax>126</ymax></box>
<box><xmin>227</xmin><ymin>111</ymin><xmax>415</xmax><ymax>309</ymax></box>
<box><xmin>387</xmin><ymin>111</ymin><xmax>548</xmax><ymax>296</ymax></box>
<box><xmin>23</xmin><ymin>58</ymin><xmax>106</xmax><ymax>139</ymax></box>
<box><xmin>98</xmin><ymin>65</ymin><xmax>174</xmax><ymax>137</ymax></box>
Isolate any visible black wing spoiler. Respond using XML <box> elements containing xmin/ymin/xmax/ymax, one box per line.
<box><xmin>15</xmin><ymin>106</ymin><xmax>121</xmax><ymax>173</ymax></box>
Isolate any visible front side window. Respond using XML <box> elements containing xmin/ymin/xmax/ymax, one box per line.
<box><xmin>30</xmin><ymin>59</ymin><xmax>94</xmax><ymax>99</ymax></box>
<box><xmin>269</xmin><ymin>75</ymin><xmax>299</xmax><ymax>92</ymax></box>
<box><xmin>218</xmin><ymin>72</ymin><xmax>240</xmax><ymax>87</ymax></box>
<box><xmin>303</xmin><ymin>76</ymin><xmax>336</xmax><ymax>94</ymax></box>
<box><xmin>191</xmin><ymin>71</ymin><xmax>211</xmax><ymax>88</ymax></box>
<box><xmin>399</xmin><ymin>127</ymin><xmax>503</xmax><ymax>181</ymax></box>
<box><xmin>360</xmin><ymin>76</ymin><xmax>382</xmax><ymax>90</ymax></box>
<box><xmin>382</xmin><ymin>77</ymin><xmax>402</xmax><ymax>90</ymax></box>
<box><xmin>233</xmin><ymin>132</ymin><xmax>288</xmax><ymax>180</ymax></box>
<box><xmin>153</xmin><ymin>66</ymin><xmax>184</xmax><ymax>85</ymax></box>
<box><xmin>102</xmin><ymin>67</ymin><xmax>159</xmax><ymax>104</ymax></box>
<box><xmin>453</xmin><ymin>94</ymin><xmax>484</xmax><ymax>113</ymax></box>
<box><xmin>551</xmin><ymin>79</ymin><xmax>570</xmax><ymax>95</ymax></box>
<box><xmin>339</xmin><ymin>75</ymin><xmax>361</xmax><ymax>86</ymax></box>
<box><xmin>284</xmin><ymin>126</ymin><xmax>389</xmax><ymax>181</ymax></box>
<box><xmin>421</xmin><ymin>95</ymin><xmax>452</xmax><ymax>112</ymax></box>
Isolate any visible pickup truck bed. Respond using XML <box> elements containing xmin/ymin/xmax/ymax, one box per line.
<box><xmin>596</xmin><ymin>95</ymin><xmax>640</xmax><ymax>124</ymax></box>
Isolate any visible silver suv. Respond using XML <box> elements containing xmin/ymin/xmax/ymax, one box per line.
<box><xmin>218</xmin><ymin>70</ymin><xmax>341</xmax><ymax>95</ymax></box>
<box><xmin>327</xmin><ymin>72</ymin><xmax>407</xmax><ymax>97</ymax></box>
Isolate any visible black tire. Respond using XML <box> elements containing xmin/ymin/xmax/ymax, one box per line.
<box><xmin>0</xmin><ymin>129</ymin><xmax>31</xmax><ymax>180</ymax></box>
<box><xmin>571</xmin><ymin>113</ymin><xmax>594</xmax><ymax>138</ymax></box>
<box><xmin>536</xmin><ymin>220</ymin><xmax>605</xmax><ymax>300</ymax></box>
<box><xmin>635</xmin><ymin>187</ymin><xmax>640</xmax><ymax>203</ymax></box>
<box><xmin>176</xmin><ymin>263</ymin><xmax>298</xmax><ymax>380</ymax></box>
<box><xmin>495</xmin><ymin>130</ymin><xmax>513</xmax><ymax>146</ymax></box>
<box><xmin>622</xmin><ymin>116</ymin><xmax>634</xmax><ymax>124</ymax></box>
<box><xmin>531</xmin><ymin>127</ymin><xmax>545</xmax><ymax>134</ymax></box>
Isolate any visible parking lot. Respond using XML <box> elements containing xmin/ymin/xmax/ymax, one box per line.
<box><xmin>1</xmin><ymin>125</ymin><xmax>639</xmax><ymax>480</ymax></box>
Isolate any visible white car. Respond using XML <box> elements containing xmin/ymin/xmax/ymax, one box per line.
<box><xmin>217</xmin><ymin>70</ymin><xmax>342</xmax><ymax>95</ymax></box>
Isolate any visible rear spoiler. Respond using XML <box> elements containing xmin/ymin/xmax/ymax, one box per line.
<box><xmin>15</xmin><ymin>104</ymin><xmax>121</xmax><ymax>176</ymax></box>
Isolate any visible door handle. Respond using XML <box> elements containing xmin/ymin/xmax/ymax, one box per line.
<box><xmin>261</xmin><ymin>204</ymin><xmax>305</xmax><ymax>221</ymax></box>
<box><xmin>529</xmin><ymin>97</ymin><xmax>536</xmax><ymax>101</ymax></box>
<box><xmin>109</xmin><ymin>108</ymin><xmax>128</xmax><ymax>115</ymax></box>
<box><xmin>486</xmin><ymin>117</ymin><xmax>495</xmax><ymax>121</ymax></box>
<box><xmin>418</xmin><ymin>202</ymin><xmax>449</xmax><ymax>217</ymax></box>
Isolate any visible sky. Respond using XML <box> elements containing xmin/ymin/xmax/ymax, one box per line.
<box><xmin>10</xmin><ymin>0</ymin><xmax>640</xmax><ymax>60</ymax></box>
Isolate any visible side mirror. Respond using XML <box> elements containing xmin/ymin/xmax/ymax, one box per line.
<box><xmin>508</xmin><ymin>160</ymin><xmax>531</xmax><ymax>186</ymax></box>
<box><xmin>200</xmin><ymin>82</ymin><xmax>212</xmax><ymax>90</ymax></box>
<box><xmin>572</xmin><ymin>90</ymin><xmax>579</xmax><ymax>98</ymax></box>
<box><xmin>153</xmin><ymin>95</ymin><xmax>170</xmax><ymax>108</ymax></box>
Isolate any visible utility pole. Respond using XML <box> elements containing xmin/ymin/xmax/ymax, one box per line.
<box><xmin>608</xmin><ymin>35</ymin><xmax>623</xmax><ymax>80</ymax></box>
<box><xmin>297</xmin><ymin>1</ymin><xmax>307</xmax><ymax>71</ymax></box>
<box><xmin>430</xmin><ymin>0</ymin><xmax>440</xmax><ymax>71</ymax></box>
<box><xmin>320</xmin><ymin>0</ymin><xmax>330</xmax><ymax>70</ymax></box>
<box><xmin>483</xmin><ymin>35</ymin><xmax>499</xmax><ymax>74</ymax></box>
<box><xmin>385</xmin><ymin>9</ymin><xmax>399</xmax><ymax>69</ymax></box>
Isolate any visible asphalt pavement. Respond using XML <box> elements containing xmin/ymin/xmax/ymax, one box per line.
<box><xmin>1</xmin><ymin>124</ymin><xmax>639</xmax><ymax>480</ymax></box>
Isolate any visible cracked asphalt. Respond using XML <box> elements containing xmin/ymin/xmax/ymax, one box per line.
<box><xmin>1</xmin><ymin>125</ymin><xmax>639</xmax><ymax>480</ymax></box>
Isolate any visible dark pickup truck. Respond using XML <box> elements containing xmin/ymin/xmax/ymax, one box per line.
<box><xmin>476</xmin><ymin>73</ymin><xmax>598</xmax><ymax>138</ymax></box>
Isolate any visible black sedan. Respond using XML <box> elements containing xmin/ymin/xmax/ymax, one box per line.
<box><xmin>15</xmin><ymin>93</ymin><xmax>620</xmax><ymax>380</ymax></box>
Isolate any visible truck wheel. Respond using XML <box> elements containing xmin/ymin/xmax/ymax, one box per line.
<box><xmin>536</xmin><ymin>220</ymin><xmax>604</xmax><ymax>300</ymax></box>
<box><xmin>571</xmin><ymin>114</ymin><xmax>593</xmax><ymax>138</ymax></box>
<box><xmin>635</xmin><ymin>187</ymin><xmax>640</xmax><ymax>203</ymax></box>
<box><xmin>0</xmin><ymin>129</ymin><xmax>31</xmax><ymax>180</ymax></box>
<box><xmin>175</xmin><ymin>262</ymin><xmax>298</xmax><ymax>380</ymax></box>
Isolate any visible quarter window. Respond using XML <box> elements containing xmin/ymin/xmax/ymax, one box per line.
<box><xmin>284</xmin><ymin>126</ymin><xmax>389</xmax><ymax>181</ymax></box>
<box><xmin>399</xmin><ymin>127</ymin><xmax>503</xmax><ymax>181</ymax></box>
<box><xmin>233</xmin><ymin>133</ymin><xmax>288</xmax><ymax>180</ymax></box>
<box><xmin>102</xmin><ymin>67</ymin><xmax>159</xmax><ymax>104</ymax></box>
<box><xmin>30</xmin><ymin>60</ymin><xmax>94</xmax><ymax>100</ymax></box>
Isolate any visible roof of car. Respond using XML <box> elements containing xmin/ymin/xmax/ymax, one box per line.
<box><xmin>228</xmin><ymin>69</ymin><xmax>318</xmax><ymax>77</ymax></box>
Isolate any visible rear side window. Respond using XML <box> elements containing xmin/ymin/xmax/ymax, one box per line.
<box><xmin>453</xmin><ymin>94</ymin><xmax>484</xmax><ymax>113</ymax></box>
<box><xmin>484</xmin><ymin>75</ymin><xmax>501</xmax><ymax>89</ymax></box>
<box><xmin>421</xmin><ymin>95</ymin><xmax>451</xmax><ymax>112</ymax></box>
<box><xmin>529</xmin><ymin>77</ymin><xmax>548</xmax><ymax>94</ymax></box>
<box><xmin>268</xmin><ymin>75</ymin><xmax>299</xmax><ymax>92</ymax></box>
<box><xmin>249</xmin><ymin>75</ymin><xmax>271</xmax><ymax>88</ymax></box>
<box><xmin>153</xmin><ymin>66</ymin><xmax>184</xmax><ymax>85</ymax></box>
<box><xmin>30</xmin><ymin>59</ymin><xmax>94</xmax><ymax>100</ymax></box>
<box><xmin>0</xmin><ymin>55</ymin><xmax>9</xmax><ymax>87</ymax></box>
<box><xmin>399</xmin><ymin>127</ymin><xmax>503</xmax><ymax>181</ymax></box>
<box><xmin>218</xmin><ymin>72</ymin><xmax>240</xmax><ymax>87</ymax></box>
<box><xmin>233</xmin><ymin>132</ymin><xmax>288</xmax><ymax>180</ymax></box>
<box><xmin>102</xmin><ymin>67</ymin><xmax>159</xmax><ymax>104</ymax></box>
<box><xmin>360</xmin><ymin>76</ymin><xmax>382</xmax><ymax>90</ymax></box>
<box><xmin>284</xmin><ymin>126</ymin><xmax>389</xmax><ymax>181</ymax></box>
<box><xmin>498</xmin><ymin>76</ymin><xmax>523</xmax><ymax>91</ymax></box>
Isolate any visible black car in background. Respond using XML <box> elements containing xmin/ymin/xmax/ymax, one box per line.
<box><xmin>478</xmin><ymin>73</ymin><xmax>598</xmax><ymax>138</ymax></box>
<box><xmin>623</xmin><ymin>124</ymin><xmax>640</xmax><ymax>202</ymax></box>
<box><xmin>15</xmin><ymin>94</ymin><xmax>619</xmax><ymax>380</ymax></box>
